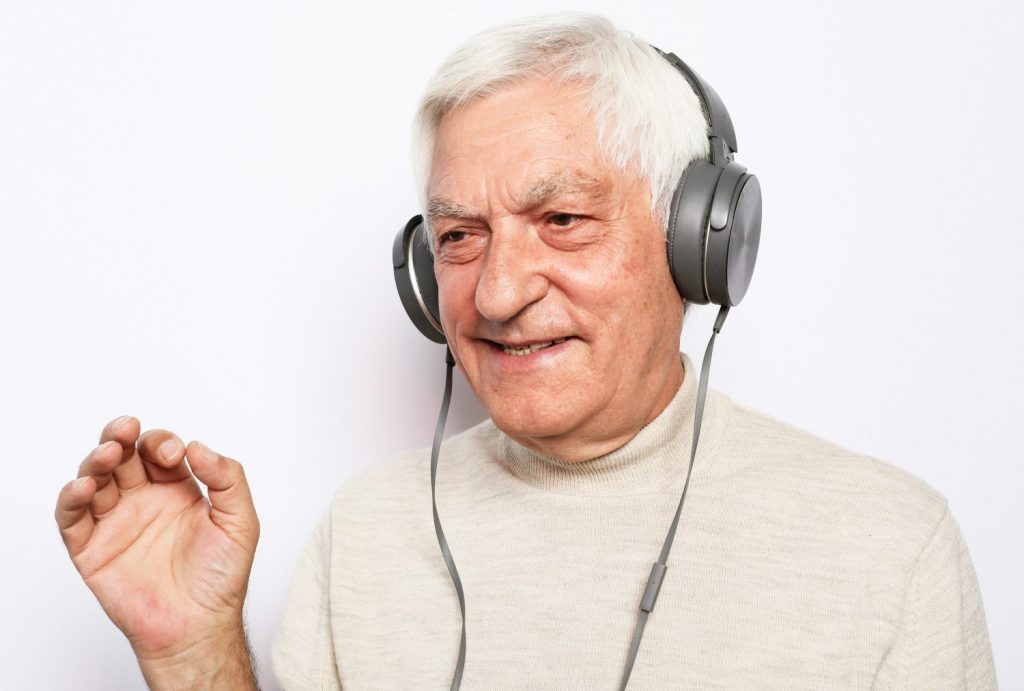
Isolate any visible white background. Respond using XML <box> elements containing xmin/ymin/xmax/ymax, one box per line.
<box><xmin>1</xmin><ymin>1</ymin><xmax>1021</xmax><ymax>688</ymax></box>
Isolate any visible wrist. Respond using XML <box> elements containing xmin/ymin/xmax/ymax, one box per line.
<box><xmin>134</xmin><ymin>623</ymin><xmax>257</xmax><ymax>691</ymax></box>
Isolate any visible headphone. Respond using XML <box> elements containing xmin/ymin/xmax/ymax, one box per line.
<box><xmin>390</xmin><ymin>49</ymin><xmax>762</xmax><ymax>690</ymax></box>
<box><xmin>392</xmin><ymin>48</ymin><xmax>762</xmax><ymax>342</ymax></box>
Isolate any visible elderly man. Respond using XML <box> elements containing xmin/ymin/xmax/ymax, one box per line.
<box><xmin>55</xmin><ymin>13</ymin><xmax>995</xmax><ymax>690</ymax></box>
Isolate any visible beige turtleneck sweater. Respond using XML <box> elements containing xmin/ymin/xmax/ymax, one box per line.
<box><xmin>271</xmin><ymin>353</ymin><xmax>996</xmax><ymax>689</ymax></box>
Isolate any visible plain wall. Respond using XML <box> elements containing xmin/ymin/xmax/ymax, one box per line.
<box><xmin>1</xmin><ymin>1</ymin><xmax>1021</xmax><ymax>688</ymax></box>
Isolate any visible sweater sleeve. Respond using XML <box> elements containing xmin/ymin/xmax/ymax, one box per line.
<box><xmin>271</xmin><ymin>509</ymin><xmax>344</xmax><ymax>691</ymax></box>
<box><xmin>873</xmin><ymin>504</ymin><xmax>997</xmax><ymax>690</ymax></box>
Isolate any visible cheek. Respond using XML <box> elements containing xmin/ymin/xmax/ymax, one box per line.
<box><xmin>565</xmin><ymin>240</ymin><xmax>653</xmax><ymax>314</ymax></box>
<box><xmin>566</xmin><ymin>237</ymin><xmax>677</xmax><ymax>340</ymax></box>
<box><xmin>436</xmin><ymin>265</ymin><xmax>480</xmax><ymax>337</ymax></box>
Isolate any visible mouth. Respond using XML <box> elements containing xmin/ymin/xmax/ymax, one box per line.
<box><xmin>488</xmin><ymin>337</ymin><xmax>571</xmax><ymax>357</ymax></box>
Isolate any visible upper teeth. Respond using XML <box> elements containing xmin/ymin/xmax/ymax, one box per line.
<box><xmin>502</xmin><ymin>338</ymin><xmax>567</xmax><ymax>356</ymax></box>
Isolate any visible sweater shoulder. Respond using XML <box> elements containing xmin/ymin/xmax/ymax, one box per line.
<box><xmin>327</xmin><ymin>417</ymin><xmax>499</xmax><ymax>512</ymax></box>
<box><xmin>723</xmin><ymin>392</ymin><xmax>946</xmax><ymax>497</ymax></box>
<box><xmin>711</xmin><ymin>390</ymin><xmax>949</xmax><ymax>542</ymax></box>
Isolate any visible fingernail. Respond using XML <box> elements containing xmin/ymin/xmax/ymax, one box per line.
<box><xmin>158</xmin><ymin>439</ymin><xmax>184</xmax><ymax>463</ymax></box>
<box><xmin>113</xmin><ymin>415</ymin><xmax>132</xmax><ymax>429</ymax></box>
<box><xmin>73</xmin><ymin>477</ymin><xmax>90</xmax><ymax>490</ymax></box>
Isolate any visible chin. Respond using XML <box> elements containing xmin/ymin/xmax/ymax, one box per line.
<box><xmin>460</xmin><ymin>340</ymin><xmax>604</xmax><ymax>443</ymax></box>
<box><xmin>482</xmin><ymin>392</ymin><xmax>585</xmax><ymax>446</ymax></box>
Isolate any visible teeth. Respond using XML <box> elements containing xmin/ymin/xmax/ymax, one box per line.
<box><xmin>501</xmin><ymin>337</ymin><xmax>567</xmax><ymax>356</ymax></box>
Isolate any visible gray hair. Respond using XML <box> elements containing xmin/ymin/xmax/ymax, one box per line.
<box><xmin>411</xmin><ymin>12</ymin><xmax>710</xmax><ymax>231</ymax></box>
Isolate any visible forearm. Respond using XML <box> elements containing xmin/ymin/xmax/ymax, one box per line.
<box><xmin>136</xmin><ymin>625</ymin><xmax>259</xmax><ymax>691</ymax></box>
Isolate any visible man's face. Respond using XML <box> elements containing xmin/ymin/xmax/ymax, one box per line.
<box><xmin>427</xmin><ymin>76</ymin><xmax>685</xmax><ymax>460</ymax></box>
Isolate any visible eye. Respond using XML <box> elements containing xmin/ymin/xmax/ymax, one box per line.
<box><xmin>548</xmin><ymin>213</ymin><xmax>579</xmax><ymax>227</ymax></box>
<box><xmin>438</xmin><ymin>230</ymin><xmax>467</xmax><ymax>245</ymax></box>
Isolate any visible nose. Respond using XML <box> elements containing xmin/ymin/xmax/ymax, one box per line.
<box><xmin>474</xmin><ymin>222</ymin><xmax>549</xmax><ymax>323</ymax></box>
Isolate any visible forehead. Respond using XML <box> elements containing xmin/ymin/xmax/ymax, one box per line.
<box><xmin>428</xmin><ymin>77</ymin><xmax>614</xmax><ymax>207</ymax></box>
<box><xmin>427</xmin><ymin>170</ymin><xmax>607</xmax><ymax>223</ymax></box>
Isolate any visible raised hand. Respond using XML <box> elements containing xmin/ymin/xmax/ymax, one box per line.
<box><xmin>55</xmin><ymin>416</ymin><xmax>260</xmax><ymax>689</ymax></box>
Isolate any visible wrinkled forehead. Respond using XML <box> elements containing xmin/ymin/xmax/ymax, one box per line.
<box><xmin>427</xmin><ymin>169</ymin><xmax>608</xmax><ymax>224</ymax></box>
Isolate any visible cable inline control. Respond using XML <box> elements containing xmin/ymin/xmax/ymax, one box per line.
<box><xmin>429</xmin><ymin>306</ymin><xmax>730</xmax><ymax>690</ymax></box>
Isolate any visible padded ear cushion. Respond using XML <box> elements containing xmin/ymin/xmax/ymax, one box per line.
<box><xmin>667</xmin><ymin>160</ymin><xmax>723</xmax><ymax>304</ymax></box>
<box><xmin>392</xmin><ymin>215</ymin><xmax>446</xmax><ymax>343</ymax></box>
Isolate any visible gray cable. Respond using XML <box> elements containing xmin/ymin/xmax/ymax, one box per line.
<box><xmin>434</xmin><ymin>306</ymin><xmax>729</xmax><ymax>690</ymax></box>
<box><xmin>618</xmin><ymin>305</ymin><xmax>730</xmax><ymax>690</ymax></box>
<box><xmin>431</xmin><ymin>347</ymin><xmax>466</xmax><ymax>690</ymax></box>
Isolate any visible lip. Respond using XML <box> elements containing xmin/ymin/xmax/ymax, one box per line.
<box><xmin>480</xmin><ymin>336</ymin><xmax>576</xmax><ymax>372</ymax></box>
<box><xmin>492</xmin><ymin>337</ymin><xmax>570</xmax><ymax>350</ymax></box>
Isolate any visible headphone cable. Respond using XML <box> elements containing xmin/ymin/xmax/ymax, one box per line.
<box><xmin>430</xmin><ymin>347</ymin><xmax>466</xmax><ymax>691</ymax></box>
<box><xmin>618</xmin><ymin>304</ymin><xmax>729</xmax><ymax>689</ymax></box>
<box><xmin>431</xmin><ymin>305</ymin><xmax>729</xmax><ymax>690</ymax></box>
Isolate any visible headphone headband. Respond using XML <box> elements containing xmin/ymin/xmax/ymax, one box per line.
<box><xmin>654</xmin><ymin>48</ymin><xmax>738</xmax><ymax>164</ymax></box>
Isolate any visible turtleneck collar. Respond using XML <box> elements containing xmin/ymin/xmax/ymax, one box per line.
<box><xmin>496</xmin><ymin>352</ymin><xmax>728</xmax><ymax>497</ymax></box>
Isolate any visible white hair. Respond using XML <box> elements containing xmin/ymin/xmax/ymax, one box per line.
<box><xmin>411</xmin><ymin>12</ymin><xmax>710</xmax><ymax>231</ymax></box>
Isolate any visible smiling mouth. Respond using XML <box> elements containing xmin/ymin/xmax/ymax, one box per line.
<box><xmin>493</xmin><ymin>337</ymin><xmax>569</xmax><ymax>357</ymax></box>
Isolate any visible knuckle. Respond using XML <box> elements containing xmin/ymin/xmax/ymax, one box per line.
<box><xmin>54</xmin><ymin>503</ymin><xmax>72</xmax><ymax>524</ymax></box>
<box><xmin>228</xmin><ymin>458</ymin><xmax>247</xmax><ymax>479</ymax></box>
<box><xmin>218</xmin><ymin>459</ymin><xmax>238</xmax><ymax>480</ymax></box>
<box><xmin>53</xmin><ymin>494</ymin><xmax>66</xmax><ymax>519</ymax></box>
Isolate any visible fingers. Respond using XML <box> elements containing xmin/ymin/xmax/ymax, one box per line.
<box><xmin>77</xmin><ymin>440</ymin><xmax>126</xmax><ymax>516</ymax></box>
<box><xmin>99</xmin><ymin>415</ymin><xmax>148</xmax><ymax>492</ymax></box>
<box><xmin>55</xmin><ymin>475</ymin><xmax>97</xmax><ymax>557</ymax></box>
<box><xmin>137</xmin><ymin>429</ymin><xmax>195</xmax><ymax>484</ymax></box>
<box><xmin>186</xmin><ymin>441</ymin><xmax>259</xmax><ymax>541</ymax></box>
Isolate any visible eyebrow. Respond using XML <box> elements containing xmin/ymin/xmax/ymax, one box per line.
<box><xmin>426</xmin><ymin>171</ymin><xmax>607</xmax><ymax>225</ymax></box>
<box><xmin>514</xmin><ymin>171</ymin><xmax>606</xmax><ymax>211</ymax></box>
<box><xmin>425</xmin><ymin>197</ymin><xmax>476</xmax><ymax>225</ymax></box>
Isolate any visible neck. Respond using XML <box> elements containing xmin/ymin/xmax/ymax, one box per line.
<box><xmin>509</xmin><ymin>354</ymin><xmax>685</xmax><ymax>463</ymax></box>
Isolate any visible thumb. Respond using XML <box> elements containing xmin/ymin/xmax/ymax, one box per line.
<box><xmin>186</xmin><ymin>441</ymin><xmax>259</xmax><ymax>541</ymax></box>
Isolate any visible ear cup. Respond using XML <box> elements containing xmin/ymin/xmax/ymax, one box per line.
<box><xmin>667</xmin><ymin>161</ymin><xmax>762</xmax><ymax>307</ymax></box>
<box><xmin>707</xmin><ymin>171</ymin><xmax>761</xmax><ymax>306</ymax></box>
<box><xmin>667</xmin><ymin>160</ymin><xmax>721</xmax><ymax>304</ymax></box>
<box><xmin>392</xmin><ymin>215</ymin><xmax>446</xmax><ymax>343</ymax></box>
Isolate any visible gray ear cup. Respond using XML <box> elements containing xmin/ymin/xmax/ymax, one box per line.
<box><xmin>660</xmin><ymin>44</ymin><xmax>763</xmax><ymax>308</ymax></box>
<box><xmin>708</xmin><ymin>170</ymin><xmax>761</xmax><ymax>306</ymax></box>
<box><xmin>392</xmin><ymin>215</ymin><xmax>446</xmax><ymax>343</ymax></box>
<box><xmin>667</xmin><ymin>160</ymin><xmax>720</xmax><ymax>304</ymax></box>
<box><xmin>666</xmin><ymin>161</ymin><xmax>762</xmax><ymax>307</ymax></box>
